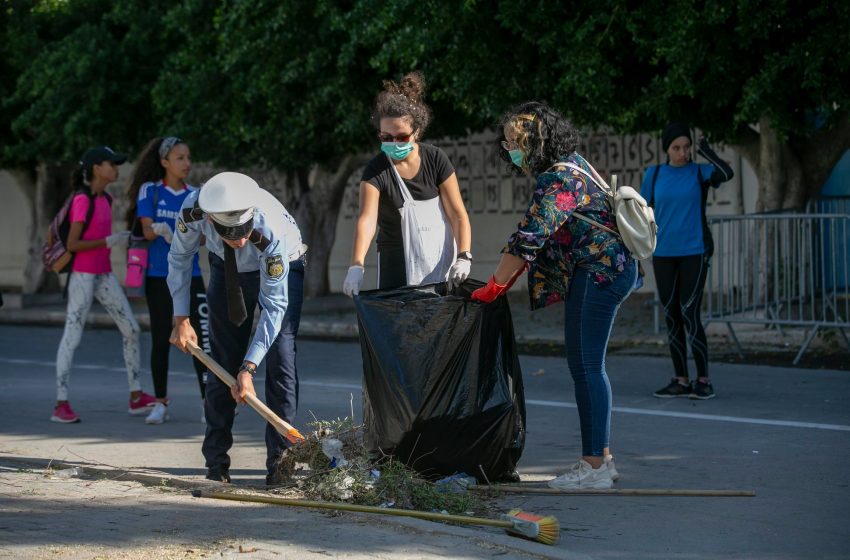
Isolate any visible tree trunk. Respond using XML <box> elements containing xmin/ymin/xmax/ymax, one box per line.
<box><xmin>737</xmin><ymin>114</ymin><xmax>850</xmax><ymax>212</ymax></box>
<box><xmin>290</xmin><ymin>155</ymin><xmax>368</xmax><ymax>298</ymax></box>
<box><xmin>756</xmin><ymin>116</ymin><xmax>785</xmax><ymax>213</ymax></box>
<box><xmin>20</xmin><ymin>162</ymin><xmax>75</xmax><ymax>294</ymax></box>
<box><xmin>781</xmin><ymin>144</ymin><xmax>805</xmax><ymax>210</ymax></box>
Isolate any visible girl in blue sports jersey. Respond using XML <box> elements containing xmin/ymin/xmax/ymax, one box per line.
<box><xmin>126</xmin><ymin>137</ymin><xmax>210</xmax><ymax>425</ymax></box>
<box><xmin>640</xmin><ymin>123</ymin><xmax>734</xmax><ymax>401</ymax></box>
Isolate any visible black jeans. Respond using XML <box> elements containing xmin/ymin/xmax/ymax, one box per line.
<box><xmin>203</xmin><ymin>253</ymin><xmax>305</xmax><ymax>475</ymax></box>
<box><xmin>652</xmin><ymin>254</ymin><xmax>710</xmax><ymax>379</ymax></box>
<box><xmin>145</xmin><ymin>276</ymin><xmax>208</xmax><ymax>399</ymax></box>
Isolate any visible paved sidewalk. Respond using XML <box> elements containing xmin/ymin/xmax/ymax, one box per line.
<box><xmin>1</xmin><ymin>461</ymin><xmax>575</xmax><ymax>560</ymax></box>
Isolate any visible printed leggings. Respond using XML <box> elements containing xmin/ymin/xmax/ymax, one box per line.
<box><xmin>652</xmin><ymin>254</ymin><xmax>710</xmax><ymax>379</ymax></box>
<box><xmin>145</xmin><ymin>276</ymin><xmax>209</xmax><ymax>399</ymax></box>
<box><xmin>56</xmin><ymin>272</ymin><xmax>141</xmax><ymax>401</ymax></box>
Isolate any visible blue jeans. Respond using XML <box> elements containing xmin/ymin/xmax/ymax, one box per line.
<box><xmin>203</xmin><ymin>253</ymin><xmax>305</xmax><ymax>475</ymax></box>
<box><xmin>565</xmin><ymin>259</ymin><xmax>637</xmax><ymax>457</ymax></box>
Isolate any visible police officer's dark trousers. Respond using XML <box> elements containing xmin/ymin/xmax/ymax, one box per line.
<box><xmin>203</xmin><ymin>253</ymin><xmax>304</xmax><ymax>475</ymax></box>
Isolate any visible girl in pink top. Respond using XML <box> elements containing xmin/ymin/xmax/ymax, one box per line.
<box><xmin>51</xmin><ymin>146</ymin><xmax>156</xmax><ymax>424</ymax></box>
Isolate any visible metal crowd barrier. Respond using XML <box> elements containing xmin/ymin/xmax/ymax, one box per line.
<box><xmin>703</xmin><ymin>213</ymin><xmax>850</xmax><ymax>364</ymax></box>
<box><xmin>807</xmin><ymin>196</ymin><xmax>850</xmax><ymax>216</ymax></box>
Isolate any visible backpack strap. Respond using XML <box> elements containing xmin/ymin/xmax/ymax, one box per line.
<box><xmin>697</xmin><ymin>165</ymin><xmax>714</xmax><ymax>256</ymax></box>
<box><xmin>62</xmin><ymin>190</ymin><xmax>105</xmax><ymax>296</ymax></box>
<box><xmin>548</xmin><ymin>162</ymin><xmax>621</xmax><ymax>238</ymax></box>
<box><xmin>697</xmin><ymin>165</ymin><xmax>710</xmax><ymax>190</ymax></box>
<box><xmin>648</xmin><ymin>165</ymin><xmax>661</xmax><ymax>207</ymax></box>
<box><xmin>557</xmin><ymin>161</ymin><xmax>614</xmax><ymax>198</ymax></box>
<box><xmin>80</xmin><ymin>189</ymin><xmax>109</xmax><ymax>237</ymax></box>
<box><xmin>132</xmin><ymin>183</ymin><xmax>161</xmax><ymax>236</ymax></box>
<box><xmin>571</xmin><ymin>211</ymin><xmax>619</xmax><ymax>236</ymax></box>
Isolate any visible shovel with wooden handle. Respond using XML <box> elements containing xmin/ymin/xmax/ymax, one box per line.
<box><xmin>187</xmin><ymin>342</ymin><xmax>304</xmax><ymax>444</ymax></box>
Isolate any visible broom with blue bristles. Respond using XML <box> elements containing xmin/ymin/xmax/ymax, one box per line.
<box><xmin>191</xmin><ymin>489</ymin><xmax>560</xmax><ymax>545</ymax></box>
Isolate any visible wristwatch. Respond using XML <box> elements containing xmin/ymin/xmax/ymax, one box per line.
<box><xmin>457</xmin><ymin>251</ymin><xmax>473</xmax><ymax>262</ymax></box>
<box><xmin>239</xmin><ymin>361</ymin><xmax>257</xmax><ymax>376</ymax></box>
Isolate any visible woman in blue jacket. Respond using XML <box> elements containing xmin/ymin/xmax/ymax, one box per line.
<box><xmin>641</xmin><ymin>123</ymin><xmax>734</xmax><ymax>400</ymax></box>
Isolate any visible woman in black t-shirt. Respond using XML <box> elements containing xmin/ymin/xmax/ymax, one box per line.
<box><xmin>342</xmin><ymin>72</ymin><xmax>472</xmax><ymax>294</ymax></box>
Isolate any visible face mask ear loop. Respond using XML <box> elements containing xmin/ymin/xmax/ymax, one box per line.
<box><xmin>512</xmin><ymin>113</ymin><xmax>537</xmax><ymax>172</ymax></box>
<box><xmin>536</xmin><ymin>118</ymin><xmax>545</xmax><ymax>155</ymax></box>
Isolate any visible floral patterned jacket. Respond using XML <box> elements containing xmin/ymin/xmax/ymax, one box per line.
<box><xmin>502</xmin><ymin>152</ymin><xmax>632</xmax><ymax>310</ymax></box>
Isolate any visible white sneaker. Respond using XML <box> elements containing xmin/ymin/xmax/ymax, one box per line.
<box><xmin>145</xmin><ymin>402</ymin><xmax>169</xmax><ymax>425</ymax></box>
<box><xmin>605</xmin><ymin>455</ymin><xmax>620</xmax><ymax>482</ymax></box>
<box><xmin>548</xmin><ymin>459</ymin><xmax>613</xmax><ymax>490</ymax></box>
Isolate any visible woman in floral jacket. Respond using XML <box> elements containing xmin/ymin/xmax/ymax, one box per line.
<box><xmin>472</xmin><ymin>101</ymin><xmax>638</xmax><ymax>489</ymax></box>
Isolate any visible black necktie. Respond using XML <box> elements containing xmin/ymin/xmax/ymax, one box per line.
<box><xmin>223</xmin><ymin>244</ymin><xmax>247</xmax><ymax>326</ymax></box>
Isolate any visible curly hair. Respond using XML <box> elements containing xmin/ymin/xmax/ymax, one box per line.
<box><xmin>497</xmin><ymin>101</ymin><xmax>581</xmax><ymax>177</ymax></box>
<box><xmin>124</xmin><ymin>137</ymin><xmax>186</xmax><ymax>228</ymax></box>
<box><xmin>372</xmin><ymin>71</ymin><xmax>433</xmax><ymax>137</ymax></box>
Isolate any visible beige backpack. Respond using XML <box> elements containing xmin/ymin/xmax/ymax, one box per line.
<box><xmin>560</xmin><ymin>162</ymin><xmax>657</xmax><ymax>260</ymax></box>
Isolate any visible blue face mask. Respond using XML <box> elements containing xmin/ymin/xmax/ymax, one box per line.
<box><xmin>381</xmin><ymin>141</ymin><xmax>414</xmax><ymax>161</ymax></box>
<box><xmin>509</xmin><ymin>149</ymin><xmax>524</xmax><ymax>168</ymax></box>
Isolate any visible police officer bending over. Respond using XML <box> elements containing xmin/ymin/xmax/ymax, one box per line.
<box><xmin>168</xmin><ymin>172</ymin><xmax>306</xmax><ymax>484</ymax></box>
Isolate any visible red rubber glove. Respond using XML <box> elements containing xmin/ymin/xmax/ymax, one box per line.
<box><xmin>471</xmin><ymin>263</ymin><xmax>529</xmax><ymax>303</ymax></box>
<box><xmin>471</xmin><ymin>276</ymin><xmax>509</xmax><ymax>303</ymax></box>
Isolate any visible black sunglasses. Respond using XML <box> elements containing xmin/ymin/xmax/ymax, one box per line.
<box><xmin>378</xmin><ymin>131</ymin><xmax>415</xmax><ymax>143</ymax></box>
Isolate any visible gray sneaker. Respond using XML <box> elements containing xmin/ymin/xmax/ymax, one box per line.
<box><xmin>604</xmin><ymin>455</ymin><xmax>619</xmax><ymax>481</ymax></box>
<box><xmin>548</xmin><ymin>460</ymin><xmax>613</xmax><ymax>490</ymax></box>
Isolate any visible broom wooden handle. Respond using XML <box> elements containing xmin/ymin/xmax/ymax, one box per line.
<box><xmin>470</xmin><ymin>485</ymin><xmax>755</xmax><ymax>497</ymax></box>
<box><xmin>187</xmin><ymin>342</ymin><xmax>304</xmax><ymax>443</ymax></box>
<box><xmin>192</xmin><ymin>490</ymin><xmax>513</xmax><ymax>528</ymax></box>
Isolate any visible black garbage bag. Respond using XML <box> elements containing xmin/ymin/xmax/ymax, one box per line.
<box><xmin>354</xmin><ymin>280</ymin><xmax>526</xmax><ymax>482</ymax></box>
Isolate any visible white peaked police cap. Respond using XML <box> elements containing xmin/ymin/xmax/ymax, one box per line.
<box><xmin>200</xmin><ymin>172</ymin><xmax>263</xmax><ymax>227</ymax></box>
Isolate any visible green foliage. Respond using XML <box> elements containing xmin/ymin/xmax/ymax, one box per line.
<box><xmin>2</xmin><ymin>0</ymin><xmax>178</xmax><ymax>165</ymax></box>
<box><xmin>2</xmin><ymin>0</ymin><xmax>847</xmax><ymax>169</ymax></box>
<box><xmin>152</xmin><ymin>0</ymin><xmax>379</xmax><ymax>169</ymax></box>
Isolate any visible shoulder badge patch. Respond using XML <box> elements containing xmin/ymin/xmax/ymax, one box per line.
<box><xmin>176</xmin><ymin>218</ymin><xmax>188</xmax><ymax>234</ymax></box>
<box><xmin>266</xmin><ymin>254</ymin><xmax>284</xmax><ymax>278</ymax></box>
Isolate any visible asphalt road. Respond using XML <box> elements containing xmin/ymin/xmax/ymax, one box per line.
<box><xmin>1</xmin><ymin>325</ymin><xmax>848</xmax><ymax>559</ymax></box>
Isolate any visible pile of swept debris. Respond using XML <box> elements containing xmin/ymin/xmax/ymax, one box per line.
<box><xmin>267</xmin><ymin>417</ymin><xmax>482</xmax><ymax>516</ymax></box>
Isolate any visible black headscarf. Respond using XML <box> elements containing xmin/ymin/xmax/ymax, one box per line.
<box><xmin>661</xmin><ymin>123</ymin><xmax>691</xmax><ymax>151</ymax></box>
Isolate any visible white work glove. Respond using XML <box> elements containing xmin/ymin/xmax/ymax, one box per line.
<box><xmin>150</xmin><ymin>222</ymin><xmax>173</xmax><ymax>243</ymax></box>
<box><xmin>343</xmin><ymin>265</ymin><xmax>365</xmax><ymax>297</ymax></box>
<box><xmin>106</xmin><ymin>231</ymin><xmax>130</xmax><ymax>249</ymax></box>
<box><xmin>448</xmin><ymin>258</ymin><xmax>472</xmax><ymax>289</ymax></box>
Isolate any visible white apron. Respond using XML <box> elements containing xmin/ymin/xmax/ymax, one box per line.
<box><xmin>387</xmin><ymin>155</ymin><xmax>456</xmax><ymax>286</ymax></box>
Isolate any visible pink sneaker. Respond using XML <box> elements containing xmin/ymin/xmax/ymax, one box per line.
<box><xmin>51</xmin><ymin>402</ymin><xmax>80</xmax><ymax>423</ymax></box>
<box><xmin>128</xmin><ymin>392</ymin><xmax>157</xmax><ymax>415</ymax></box>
